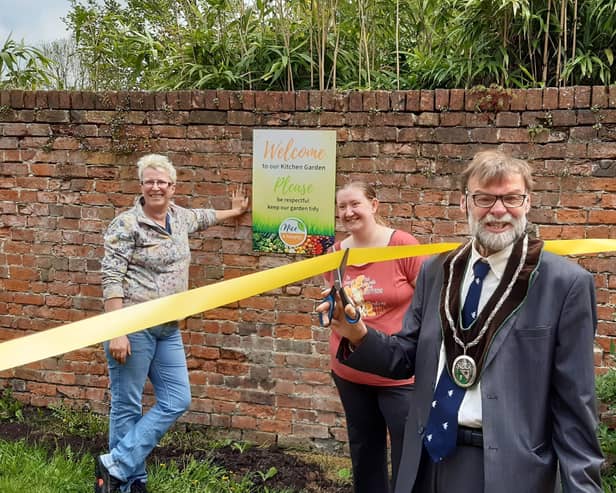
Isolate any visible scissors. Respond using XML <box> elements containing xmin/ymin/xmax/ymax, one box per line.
<box><xmin>319</xmin><ymin>248</ymin><xmax>361</xmax><ymax>327</ymax></box>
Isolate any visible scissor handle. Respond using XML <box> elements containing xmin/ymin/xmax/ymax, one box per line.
<box><xmin>343</xmin><ymin>307</ymin><xmax>361</xmax><ymax>324</ymax></box>
<box><xmin>338</xmin><ymin>286</ymin><xmax>360</xmax><ymax>324</ymax></box>
<box><xmin>319</xmin><ymin>290</ymin><xmax>336</xmax><ymax>327</ymax></box>
<box><xmin>319</xmin><ymin>287</ymin><xmax>361</xmax><ymax>327</ymax></box>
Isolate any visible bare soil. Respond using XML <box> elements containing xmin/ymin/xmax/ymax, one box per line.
<box><xmin>0</xmin><ymin>406</ymin><xmax>352</xmax><ymax>493</ymax></box>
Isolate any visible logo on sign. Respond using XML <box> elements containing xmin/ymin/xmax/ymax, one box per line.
<box><xmin>278</xmin><ymin>217</ymin><xmax>307</xmax><ymax>247</ymax></box>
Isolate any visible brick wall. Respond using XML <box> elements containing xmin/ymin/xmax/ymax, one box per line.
<box><xmin>0</xmin><ymin>87</ymin><xmax>615</xmax><ymax>451</ymax></box>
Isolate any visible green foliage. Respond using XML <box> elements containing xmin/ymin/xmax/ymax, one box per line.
<box><xmin>0</xmin><ymin>388</ymin><xmax>23</xmax><ymax>423</ymax></box>
<box><xmin>598</xmin><ymin>369</ymin><xmax>616</xmax><ymax>488</ymax></box>
<box><xmin>255</xmin><ymin>466</ymin><xmax>278</xmax><ymax>482</ymax></box>
<box><xmin>599</xmin><ymin>423</ymin><xmax>616</xmax><ymax>461</ymax></box>
<box><xmin>337</xmin><ymin>467</ymin><xmax>352</xmax><ymax>481</ymax></box>
<box><xmin>597</xmin><ymin>370</ymin><xmax>616</xmax><ymax>411</ymax></box>
<box><xmin>230</xmin><ymin>440</ymin><xmax>253</xmax><ymax>454</ymax></box>
<box><xmin>605</xmin><ymin>477</ymin><xmax>616</xmax><ymax>493</ymax></box>
<box><xmin>48</xmin><ymin>402</ymin><xmax>108</xmax><ymax>438</ymax></box>
<box><xmin>0</xmin><ymin>440</ymin><xmax>290</xmax><ymax>493</ymax></box>
<box><xmin>0</xmin><ymin>36</ymin><xmax>55</xmax><ymax>89</ymax></box>
<box><xmin>0</xmin><ymin>405</ymin><xmax>299</xmax><ymax>492</ymax></box>
<box><xmin>56</xmin><ymin>0</ymin><xmax>614</xmax><ymax>91</ymax></box>
<box><xmin>599</xmin><ymin>423</ymin><xmax>616</xmax><ymax>491</ymax></box>
<box><xmin>148</xmin><ymin>457</ymin><xmax>262</xmax><ymax>492</ymax></box>
<box><xmin>0</xmin><ymin>441</ymin><xmax>93</xmax><ymax>493</ymax></box>
<box><xmin>2</xmin><ymin>0</ymin><xmax>615</xmax><ymax>90</ymax></box>
<box><xmin>159</xmin><ymin>426</ymin><xmax>213</xmax><ymax>452</ymax></box>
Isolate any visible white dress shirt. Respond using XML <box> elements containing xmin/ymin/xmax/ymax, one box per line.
<box><xmin>435</xmin><ymin>241</ymin><xmax>514</xmax><ymax>427</ymax></box>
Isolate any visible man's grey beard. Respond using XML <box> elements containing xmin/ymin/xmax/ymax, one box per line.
<box><xmin>469</xmin><ymin>213</ymin><xmax>527</xmax><ymax>253</ymax></box>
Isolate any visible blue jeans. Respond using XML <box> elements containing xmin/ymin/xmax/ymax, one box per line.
<box><xmin>102</xmin><ymin>323</ymin><xmax>191</xmax><ymax>490</ymax></box>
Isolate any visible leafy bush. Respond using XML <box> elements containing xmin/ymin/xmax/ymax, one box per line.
<box><xmin>0</xmin><ymin>388</ymin><xmax>23</xmax><ymax>423</ymax></box>
<box><xmin>598</xmin><ymin>370</ymin><xmax>616</xmax><ymax>411</ymax></box>
<box><xmin>598</xmin><ymin>369</ymin><xmax>616</xmax><ymax>487</ymax></box>
<box><xmin>48</xmin><ymin>402</ymin><xmax>107</xmax><ymax>438</ymax></box>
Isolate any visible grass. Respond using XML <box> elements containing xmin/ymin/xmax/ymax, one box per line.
<box><xmin>0</xmin><ymin>441</ymin><xmax>92</xmax><ymax>493</ymax></box>
<box><xmin>3</xmin><ymin>386</ymin><xmax>615</xmax><ymax>491</ymax></box>
<box><xmin>0</xmin><ymin>440</ymin><xmax>292</xmax><ymax>493</ymax></box>
<box><xmin>0</xmin><ymin>439</ymin><xmax>306</xmax><ymax>493</ymax></box>
<box><xmin>0</xmin><ymin>390</ymin><xmax>351</xmax><ymax>493</ymax></box>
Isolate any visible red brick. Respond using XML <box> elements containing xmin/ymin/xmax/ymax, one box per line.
<box><xmin>526</xmin><ymin>88</ymin><xmax>543</xmax><ymax>110</ymax></box>
<box><xmin>308</xmin><ymin>91</ymin><xmax>322</xmax><ymax>111</ymax></box>
<box><xmin>390</xmin><ymin>91</ymin><xmax>406</xmax><ymax>111</ymax></box>
<box><xmin>375</xmin><ymin>91</ymin><xmax>390</xmax><ymax>111</ymax></box>
<box><xmin>495</xmin><ymin>112</ymin><xmax>520</xmax><ymax>127</ymax></box>
<box><xmin>575</xmin><ymin>86</ymin><xmax>592</xmax><ymax>108</ymax></box>
<box><xmin>589</xmin><ymin>209</ymin><xmax>616</xmax><ymax>224</ymax></box>
<box><xmin>294</xmin><ymin>90</ymin><xmax>308</xmax><ymax>110</ymax></box>
<box><xmin>543</xmin><ymin>87</ymin><xmax>559</xmax><ymax>109</ymax></box>
<box><xmin>559</xmin><ymin>87</ymin><xmax>575</xmax><ymax>108</ymax></box>
<box><xmin>448</xmin><ymin>89</ymin><xmax>465</xmax><ymax>111</ymax></box>
<box><xmin>431</xmin><ymin>89</ymin><xmax>447</xmax><ymax>112</ymax></box>
<box><xmin>215</xmin><ymin>90</ymin><xmax>230</xmax><ymax>110</ymax></box>
<box><xmin>510</xmin><ymin>89</ymin><xmax>526</xmax><ymax>110</ymax></box>
<box><xmin>420</xmin><ymin>90</ymin><xmax>434</xmax><ymax>111</ymax></box>
<box><xmin>440</xmin><ymin>112</ymin><xmax>465</xmax><ymax>127</ymax></box>
<box><xmin>405</xmin><ymin>90</ymin><xmax>420</xmax><ymax>111</ymax></box>
<box><xmin>470</xmin><ymin>127</ymin><xmax>499</xmax><ymax>143</ymax></box>
<box><xmin>10</xmin><ymin>90</ymin><xmax>25</xmax><ymax>108</ymax></box>
<box><xmin>497</xmin><ymin>128</ymin><xmax>531</xmax><ymax>142</ymax></box>
<box><xmin>280</xmin><ymin>91</ymin><xmax>296</xmax><ymax>111</ymax></box>
<box><xmin>361</xmin><ymin>91</ymin><xmax>375</xmax><ymax>111</ymax></box>
<box><xmin>610</xmin><ymin>86</ymin><xmax>616</xmax><ymax>108</ymax></box>
<box><xmin>591</xmin><ymin>85</ymin><xmax>609</xmax><ymax>108</ymax></box>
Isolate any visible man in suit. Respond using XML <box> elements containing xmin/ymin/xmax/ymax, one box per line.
<box><xmin>318</xmin><ymin>150</ymin><xmax>603</xmax><ymax>493</ymax></box>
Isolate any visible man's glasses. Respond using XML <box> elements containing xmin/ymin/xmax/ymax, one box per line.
<box><xmin>142</xmin><ymin>180</ymin><xmax>173</xmax><ymax>189</ymax></box>
<box><xmin>467</xmin><ymin>192</ymin><xmax>527</xmax><ymax>208</ymax></box>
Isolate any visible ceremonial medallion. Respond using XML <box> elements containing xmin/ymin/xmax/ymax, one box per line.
<box><xmin>452</xmin><ymin>354</ymin><xmax>477</xmax><ymax>388</ymax></box>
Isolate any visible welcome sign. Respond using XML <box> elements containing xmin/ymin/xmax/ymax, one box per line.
<box><xmin>252</xmin><ymin>129</ymin><xmax>336</xmax><ymax>255</ymax></box>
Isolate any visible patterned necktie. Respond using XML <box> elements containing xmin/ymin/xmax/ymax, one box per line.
<box><xmin>423</xmin><ymin>259</ymin><xmax>490</xmax><ymax>462</ymax></box>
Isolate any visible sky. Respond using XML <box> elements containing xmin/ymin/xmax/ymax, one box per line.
<box><xmin>0</xmin><ymin>0</ymin><xmax>73</xmax><ymax>47</ymax></box>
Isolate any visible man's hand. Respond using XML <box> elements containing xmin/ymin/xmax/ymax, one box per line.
<box><xmin>316</xmin><ymin>288</ymin><xmax>368</xmax><ymax>346</ymax></box>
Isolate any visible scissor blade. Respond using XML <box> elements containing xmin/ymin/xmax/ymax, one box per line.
<box><xmin>336</xmin><ymin>248</ymin><xmax>351</xmax><ymax>284</ymax></box>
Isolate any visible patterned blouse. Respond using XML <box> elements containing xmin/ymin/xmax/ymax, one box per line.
<box><xmin>101</xmin><ymin>197</ymin><xmax>217</xmax><ymax>305</ymax></box>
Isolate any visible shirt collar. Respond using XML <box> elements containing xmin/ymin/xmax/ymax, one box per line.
<box><xmin>470</xmin><ymin>240</ymin><xmax>515</xmax><ymax>281</ymax></box>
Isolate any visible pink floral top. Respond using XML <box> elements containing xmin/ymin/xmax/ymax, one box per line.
<box><xmin>101</xmin><ymin>197</ymin><xmax>217</xmax><ymax>305</ymax></box>
<box><xmin>328</xmin><ymin>230</ymin><xmax>424</xmax><ymax>386</ymax></box>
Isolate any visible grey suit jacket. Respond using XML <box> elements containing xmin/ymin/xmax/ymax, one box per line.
<box><xmin>341</xmin><ymin>249</ymin><xmax>604</xmax><ymax>493</ymax></box>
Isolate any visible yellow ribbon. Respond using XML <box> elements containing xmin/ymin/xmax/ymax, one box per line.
<box><xmin>0</xmin><ymin>239</ymin><xmax>614</xmax><ymax>373</ymax></box>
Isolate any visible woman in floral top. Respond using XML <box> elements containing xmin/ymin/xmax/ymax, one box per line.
<box><xmin>325</xmin><ymin>181</ymin><xmax>424</xmax><ymax>493</ymax></box>
<box><xmin>96</xmin><ymin>154</ymin><xmax>248</xmax><ymax>493</ymax></box>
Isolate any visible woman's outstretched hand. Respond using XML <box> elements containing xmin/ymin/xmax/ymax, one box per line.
<box><xmin>231</xmin><ymin>183</ymin><xmax>249</xmax><ymax>214</ymax></box>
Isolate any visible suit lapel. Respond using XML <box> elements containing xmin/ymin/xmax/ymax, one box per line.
<box><xmin>481</xmin><ymin>316</ymin><xmax>516</xmax><ymax>371</ymax></box>
<box><xmin>481</xmin><ymin>266</ymin><xmax>541</xmax><ymax>371</ymax></box>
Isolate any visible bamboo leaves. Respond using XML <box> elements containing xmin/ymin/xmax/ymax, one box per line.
<box><xmin>5</xmin><ymin>0</ymin><xmax>616</xmax><ymax>90</ymax></box>
<box><xmin>0</xmin><ymin>36</ymin><xmax>53</xmax><ymax>89</ymax></box>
